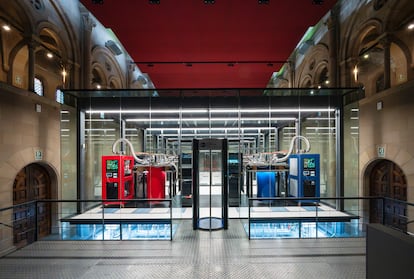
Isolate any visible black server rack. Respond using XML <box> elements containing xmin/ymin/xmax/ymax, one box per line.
<box><xmin>181</xmin><ymin>153</ymin><xmax>193</xmax><ymax>207</ymax></box>
<box><xmin>228</xmin><ymin>153</ymin><xmax>242</xmax><ymax>207</ymax></box>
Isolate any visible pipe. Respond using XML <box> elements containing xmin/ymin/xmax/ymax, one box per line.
<box><xmin>271</xmin><ymin>135</ymin><xmax>311</xmax><ymax>163</ymax></box>
<box><xmin>112</xmin><ymin>138</ymin><xmax>177</xmax><ymax>171</ymax></box>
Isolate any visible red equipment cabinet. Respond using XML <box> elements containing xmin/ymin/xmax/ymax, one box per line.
<box><xmin>102</xmin><ymin>155</ymin><xmax>134</xmax><ymax>205</ymax></box>
<box><xmin>146</xmin><ymin>166</ymin><xmax>166</xmax><ymax>199</ymax></box>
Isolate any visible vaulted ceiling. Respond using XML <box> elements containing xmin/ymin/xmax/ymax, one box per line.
<box><xmin>80</xmin><ymin>0</ymin><xmax>337</xmax><ymax>89</ymax></box>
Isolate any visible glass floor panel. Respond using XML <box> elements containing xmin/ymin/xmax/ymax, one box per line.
<box><xmin>61</xmin><ymin>222</ymin><xmax>178</xmax><ymax>240</ymax></box>
<box><xmin>245</xmin><ymin>220</ymin><xmax>365</xmax><ymax>239</ymax></box>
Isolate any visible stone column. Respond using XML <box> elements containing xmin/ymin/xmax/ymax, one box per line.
<box><xmin>81</xmin><ymin>13</ymin><xmax>95</xmax><ymax>89</ymax></box>
<box><xmin>326</xmin><ymin>6</ymin><xmax>339</xmax><ymax>87</ymax></box>
<box><xmin>380</xmin><ymin>36</ymin><xmax>391</xmax><ymax>90</ymax></box>
<box><xmin>27</xmin><ymin>39</ymin><xmax>37</xmax><ymax>92</ymax></box>
<box><xmin>288</xmin><ymin>60</ymin><xmax>295</xmax><ymax>88</ymax></box>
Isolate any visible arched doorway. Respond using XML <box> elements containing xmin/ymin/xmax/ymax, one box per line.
<box><xmin>13</xmin><ymin>163</ymin><xmax>51</xmax><ymax>248</ymax></box>
<box><xmin>369</xmin><ymin>159</ymin><xmax>407</xmax><ymax>231</ymax></box>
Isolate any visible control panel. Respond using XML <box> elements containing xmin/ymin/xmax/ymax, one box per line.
<box><xmin>288</xmin><ymin>154</ymin><xmax>320</xmax><ymax>200</ymax></box>
<box><xmin>102</xmin><ymin>155</ymin><xmax>134</xmax><ymax>205</ymax></box>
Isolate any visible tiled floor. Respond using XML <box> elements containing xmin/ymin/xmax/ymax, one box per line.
<box><xmin>0</xmin><ymin>220</ymin><xmax>366</xmax><ymax>279</ymax></box>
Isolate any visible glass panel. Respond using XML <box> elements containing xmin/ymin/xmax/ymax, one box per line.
<box><xmin>84</xmin><ymin>99</ymin><xmax>122</xmax><ymax>206</ymax></box>
<box><xmin>60</xmin><ymin>106</ymin><xmax>77</xmax><ymax>215</ymax></box>
<box><xmin>344</xmin><ymin>102</ymin><xmax>359</xmax><ymax>212</ymax></box>
<box><xmin>60</xmin><ymin>88</ymin><xmax>362</xmax><ymax>237</ymax></box>
<box><xmin>301</xmin><ymin>106</ymin><xmax>336</xmax><ymax>203</ymax></box>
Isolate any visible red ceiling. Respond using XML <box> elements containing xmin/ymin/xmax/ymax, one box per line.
<box><xmin>81</xmin><ymin>0</ymin><xmax>337</xmax><ymax>89</ymax></box>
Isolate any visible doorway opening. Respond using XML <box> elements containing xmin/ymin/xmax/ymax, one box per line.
<box><xmin>192</xmin><ymin>138</ymin><xmax>228</xmax><ymax>230</ymax></box>
<box><xmin>13</xmin><ymin>163</ymin><xmax>51</xmax><ymax>247</ymax></box>
<box><xmin>368</xmin><ymin>159</ymin><xmax>407</xmax><ymax>231</ymax></box>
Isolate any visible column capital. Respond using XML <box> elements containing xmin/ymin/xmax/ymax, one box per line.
<box><xmin>24</xmin><ymin>35</ymin><xmax>41</xmax><ymax>49</ymax></box>
<box><xmin>378</xmin><ymin>34</ymin><xmax>391</xmax><ymax>48</ymax></box>
<box><xmin>82</xmin><ymin>13</ymin><xmax>96</xmax><ymax>32</ymax></box>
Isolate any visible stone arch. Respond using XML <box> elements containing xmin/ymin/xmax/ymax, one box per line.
<box><xmin>8</xmin><ymin>41</ymin><xmax>29</xmax><ymax>88</ymax></box>
<box><xmin>36</xmin><ymin>22</ymin><xmax>70</xmax><ymax>61</ymax></box>
<box><xmin>35</xmin><ymin>25</ymin><xmax>72</xmax><ymax>96</ymax></box>
<box><xmin>360</xmin><ymin>144</ymin><xmax>414</xmax><ymax>186</ymax></box>
<box><xmin>313</xmin><ymin>60</ymin><xmax>329</xmax><ymax>87</ymax></box>
<box><xmin>12</xmin><ymin>160</ymin><xmax>59</xmax><ymax>247</ymax></box>
<box><xmin>295</xmin><ymin>44</ymin><xmax>329</xmax><ymax>87</ymax></box>
<box><xmin>299</xmin><ymin>75</ymin><xmax>312</xmax><ymax>88</ymax></box>
<box><xmin>345</xmin><ymin>20</ymin><xmax>385</xmax><ymax>94</ymax></box>
<box><xmin>0</xmin><ymin>0</ymin><xmax>33</xmax><ymax>33</ymax></box>
<box><xmin>0</xmin><ymin>147</ymin><xmax>59</xmax><ymax>249</ymax></box>
<box><xmin>33</xmin><ymin>5</ymin><xmax>80</xmax><ymax>89</ymax></box>
<box><xmin>388</xmin><ymin>35</ymin><xmax>412</xmax><ymax>84</ymax></box>
<box><xmin>349</xmin><ymin>18</ymin><xmax>383</xmax><ymax>59</ymax></box>
<box><xmin>108</xmin><ymin>75</ymin><xmax>122</xmax><ymax>89</ymax></box>
<box><xmin>274</xmin><ymin>78</ymin><xmax>289</xmax><ymax>88</ymax></box>
<box><xmin>361</xmin><ymin>143</ymin><xmax>414</xmax><ymax>231</ymax></box>
<box><xmin>363</xmin><ymin>158</ymin><xmax>407</xmax><ymax>231</ymax></box>
<box><xmin>91</xmin><ymin>64</ymin><xmax>107</xmax><ymax>88</ymax></box>
<box><xmin>91</xmin><ymin>46</ymin><xmax>125</xmax><ymax>88</ymax></box>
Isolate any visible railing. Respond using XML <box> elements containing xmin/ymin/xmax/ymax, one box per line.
<box><xmin>246</xmin><ymin>196</ymin><xmax>414</xmax><ymax>239</ymax></box>
<box><xmin>1</xmin><ymin>196</ymin><xmax>414</xmax><ymax>247</ymax></box>
<box><xmin>0</xmin><ymin>198</ymin><xmax>174</xmax><ymax>247</ymax></box>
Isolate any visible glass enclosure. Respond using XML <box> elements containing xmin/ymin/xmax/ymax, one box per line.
<box><xmin>60</xmin><ymin>88</ymin><xmax>362</xmax><ymax>230</ymax></box>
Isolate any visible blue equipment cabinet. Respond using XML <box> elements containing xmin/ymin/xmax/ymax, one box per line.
<box><xmin>288</xmin><ymin>154</ymin><xmax>320</xmax><ymax>199</ymax></box>
<box><xmin>256</xmin><ymin>171</ymin><xmax>276</xmax><ymax>198</ymax></box>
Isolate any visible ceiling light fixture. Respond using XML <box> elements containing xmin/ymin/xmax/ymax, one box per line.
<box><xmin>92</xmin><ymin>0</ymin><xmax>104</xmax><ymax>4</ymax></box>
<box><xmin>149</xmin><ymin>0</ymin><xmax>160</xmax><ymax>4</ymax></box>
<box><xmin>204</xmin><ymin>0</ymin><xmax>215</xmax><ymax>4</ymax></box>
<box><xmin>147</xmin><ymin>127</ymin><xmax>275</xmax><ymax>132</ymax></box>
<box><xmin>312</xmin><ymin>0</ymin><xmax>324</xmax><ymax>4</ymax></box>
<box><xmin>2</xmin><ymin>24</ymin><xmax>11</xmax><ymax>31</ymax></box>
<box><xmin>126</xmin><ymin>117</ymin><xmax>296</xmax><ymax>122</ymax></box>
<box><xmin>258</xmin><ymin>0</ymin><xmax>269</xmax><ymax>4</ymax></box>
<box><xmin>86</xmin><ymin>108</ymin><xmax>334</xmax><ymax>114</ymax></box>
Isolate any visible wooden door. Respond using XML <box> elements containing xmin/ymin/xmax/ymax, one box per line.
<box><xmin>13</xmin><ymin>164</ymin><xmax>51</xmax><ymax>247</ymax></box>
<box><xmin>369</xmin><ymin>160</ymin><xmax>407</xmax><ymax>231</ymax></box>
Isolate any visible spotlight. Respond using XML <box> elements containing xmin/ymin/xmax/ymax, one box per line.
<box><xmin>204</xmin><ymin>0</ymin><xmax>215</xmax><ymax>4</ymax></box>
<box><xmin>149</xmin><ymin>0</ymin><xmax>160</xmax><ymax>4</ymax></box>
<box><xmin>92</xmin><ymin>0</ymin><xmax>104</xmax><ymax>4</ymax></box>
<box><xmin>312</xmin><ymin>0</ymin><xmax>324</xmax><ymax>4</ymax></box>
<box><xmin>258</xmin><ymin>0</ymin><xmax>269</xmax><ymax>4</ymax></box>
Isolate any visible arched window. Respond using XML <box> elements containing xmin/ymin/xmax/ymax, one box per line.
<box><xmin>34</xmin><ymin>77</ymin><xmax>44</xmax><ymax>96</ymax></box>
<box><xmin>55</xmin><ymin>88</ymin><xmax>64</xmax><ymax>104</ymax></box>
<box><xmin>318</xmin><ymin>67</ymin><xmax>329</xmax><ymax>87</ymax></box>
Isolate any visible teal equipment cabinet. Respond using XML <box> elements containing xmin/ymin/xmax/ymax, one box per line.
<box><xmin>288</xmin><ymin>154</ymin><xmax>320</xmax><ymax>199</ymax></box>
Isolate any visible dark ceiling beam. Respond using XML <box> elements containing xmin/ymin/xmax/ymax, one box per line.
<box><xmin>93</xmin><ymin>0</ymin><xmax>278</xmax><ymax>5</ymax></box>
<box><xmin>312</xmin><ymin>0</ymin><xmax>324</xmax><ymax>4</ymax></box>
<box><xmin>132</xmin><ymin>60</ymin><xmax>288</xmax><ymax>67</ymax></box>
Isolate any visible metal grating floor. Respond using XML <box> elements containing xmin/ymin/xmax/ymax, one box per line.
<box><xmin>0</xmin><ymin>220</ymin><xmax>366</xmax><ymax>279</ymax></box>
